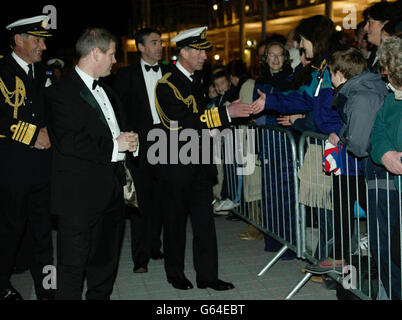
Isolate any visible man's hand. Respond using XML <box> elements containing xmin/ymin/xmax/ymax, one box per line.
<box><xmin>381</xmin><ymin>151</ymin><xmax>402</xmax><ymax>175</ymax></box>
<box><xmin>328</xmin><ymin>133</ymin><xmax>340</xmax><ymax>146</ymax></box>
<box><xmin>277</xmin><ymin>115</ymin><xmax>292</xmax><ymax>126</ymax></box>
<box><xmin>117</xmin><ymin>131</ymin><xmax>138</xmax><ymax>152</ymax></box>
<box><xmin>34</xmin><ymin>127</ymin><xmax>51</xmax><ymax>150</ymax></box>
<box><xmin>277</xmin><ymin>114</ymin><xmax>305</xmax><ymax>127</ymax></box>
<box><xmin>250</xmin><ymin>89</ymin><xmax>266</xmax><ymax>114</ymax></box>
<box><xmin>227</xmin><ymin>99</ymin><xmax>252</xmax><ymax>118</ymax></box>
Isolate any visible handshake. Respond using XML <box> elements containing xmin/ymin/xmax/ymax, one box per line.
<box><xmin>226</xmin><ymin>90</ymin><xmax>266</xmax><ymax>119</ymax></box>
<box><xmin>117</xmin><ymin>131</ymin><xmax>138</xmax><ymax>153</ymax></box>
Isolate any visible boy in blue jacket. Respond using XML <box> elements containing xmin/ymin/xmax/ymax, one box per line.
<box><xmin>306</xmin><ymin>47</ymin><xmax>387</xmax><ymax>274</ymax></box>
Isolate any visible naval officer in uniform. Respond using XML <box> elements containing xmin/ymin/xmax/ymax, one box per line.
<box><xmin>0</xmin><ymin>15</ymin><xmax>55</xmax><ymax>300</ymax></box>
<box><xmin>154</xmin><ymin>26</ymin><xmax>252</xmax><ymax>290</ymax></box>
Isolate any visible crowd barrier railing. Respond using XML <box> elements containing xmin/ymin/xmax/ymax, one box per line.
<box><xmin>290</xmin><ymin>130</ymin><xmax>401</xmax><ymax>300</ymax></box>
<box><xmin>220</xmin><ymin>124</ymin><xmax>301</xmax><ymax>286</ymax></box>
<box><xmin>220</xmin><ymin>125</ymin><xmax>401</xmax><ymax>300</ymax></box>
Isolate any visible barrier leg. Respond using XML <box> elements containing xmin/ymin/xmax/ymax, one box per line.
<box><xmin>285</xmin><ymin>272</ymin><xmax>313</xmax><ymax>300</ymax></box>
<box><xmin>258</xmin><ymin>245</ymin><xmax>288</xmax><ymax>276</ymax></box>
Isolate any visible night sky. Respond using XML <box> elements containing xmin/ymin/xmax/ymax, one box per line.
<box><xmin>0</xmin><ymin>0</ymin><xmax>133</xmax><ymax>60</ymax></box>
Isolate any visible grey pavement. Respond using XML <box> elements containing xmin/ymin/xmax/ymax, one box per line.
<box><xmin>11</xmin><ymin>215</ymin><xmax>337</xmax><ymax>300</ymax></box>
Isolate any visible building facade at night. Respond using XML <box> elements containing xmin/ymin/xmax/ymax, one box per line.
<box><xmin>123</xmin><ymin>0</ymin><xmax>392</xmax><ymax>68</ymax></box>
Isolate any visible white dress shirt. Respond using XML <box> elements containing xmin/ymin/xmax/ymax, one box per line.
<box><xmin>141</xmin><ymin>59</ymin><xmax>162</xmax><ymax>124</ymax></box>
<box><xmin>75</xmin><ymin>66</ymin><xmax>125</xmax><ymax>162</ymax></box>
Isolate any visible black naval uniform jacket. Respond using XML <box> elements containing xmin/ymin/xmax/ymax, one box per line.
<box><xmin>0</xmin><ymin>54</ymin><xmax>53</xmax><ymax>185</ymax></box>
<box><xmin>155</xmin><ymin>64</ymin><xmax>231</xmax><ymax>179</ymax></box>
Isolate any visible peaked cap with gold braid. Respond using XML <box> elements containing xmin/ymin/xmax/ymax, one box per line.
<box><xmin>6</xmin><ymin>15</ymin><xmax>53</xmax><ymax>38</ymax></box>
<box><xmin>171</xmin><ymin>26</ymin><xmax>212</xmax><ymax>50</ymax></box>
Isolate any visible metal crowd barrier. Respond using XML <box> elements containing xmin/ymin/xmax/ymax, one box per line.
<box><xmin>291</xmin><ymin>131</ymin><xmax>402</xmax><ymax>300</ymax></box>
<box><xmin>220</xmin><ymin>125</ymin><xmax>402</xmax><ymax>300</ymax></box>
<box><xmin>220</xmin><ymin>124</ymin><xmax>301</xmax><ymax>291</ymax></box>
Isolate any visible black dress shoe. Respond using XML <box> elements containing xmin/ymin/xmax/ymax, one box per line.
<box><xmin>133</xmin><ymin>265</ymin><xmax>148</xmax><ymax>273</ymax></box>
<box><xmin>225</xmin><ymin>213</ymin><xmax>241</xmax><ymax>221</ymax></box>
<box><xmin>167</xmin><ymin>277</ymin><xmax>193</xmax><ymax>290</ymax></box>
<box><xmin>197</xmin><ymin>279</ymin><xmax>235</xmax><ymax>291</ymax></box>
<box><xmin>0</xmin><ymin>287</ymin><xmax>23</xmax><ymax>300</ymax></box>
<box><xmin>151</xmin><ymin>251</ymin><xmax>164</xmax><ymax>260</ymax></box>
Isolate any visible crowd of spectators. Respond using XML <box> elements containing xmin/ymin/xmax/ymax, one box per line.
<box><xmin>205</xmin><ymin>0</ymin><xmax>402</xmax><ymax>300</ymax></box>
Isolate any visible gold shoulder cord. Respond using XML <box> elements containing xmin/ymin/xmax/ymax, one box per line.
<box><xmin>0</xmin><ymin>76</ymin><xmax>26</xmax><ymax>119</ymax></box>
<box><xmin>155</xmin><ymin>72</ymin><xmax>198</xmax><ymax>130</ymax></box>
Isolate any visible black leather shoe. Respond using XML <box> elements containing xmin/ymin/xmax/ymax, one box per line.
<box><xmin>225</xmin><ymin>213</ymin><xmax>241</xmax><ymax>221</ymax></box>
<box><xmin>167</xmin><ymin>277</ymin><xmax>193</xmax><ymax>290</ymax></box>
<box><xmin>197</xmin><ymin>279</ymin><xmax>235</xmax><ymax>291</ymax></box>
<box><xmin>133</xmin><ymin>265</ymin><xmax>148</xmax><ymax>273</ymax></box>
<box><xmin>0</xmin><ymin>287</ymin><xmax>23</xmax><ymax>300</ymax></box>
<box><xmin>151</xmin><ymin>251</ymin><xmax>164</xmax><ymax>260</ymax></box>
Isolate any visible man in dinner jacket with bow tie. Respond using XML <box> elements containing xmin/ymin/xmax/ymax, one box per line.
<box><xmin>45</xmin><ymin>27</ymin><xmax>138</xmax><ymax>300</ymax></box>
<box><xmin>113</xmin><ymin>28</ymin><xmax>166</xmax><ymax>275</ymax></box>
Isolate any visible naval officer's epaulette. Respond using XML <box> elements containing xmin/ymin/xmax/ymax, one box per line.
<box><xmin>155</xmin><ymin>72</ymin><xmax>223</xmax><ymax>131</ymax></box>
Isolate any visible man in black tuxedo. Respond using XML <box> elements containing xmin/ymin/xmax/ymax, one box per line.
<box><xmin>45</xmin><ymin>28</ymin><xmax>138</xmax><ymax>300</ymax></box>
<box><xmin>114</xmin><ymin>28</ymin><xmax>165</xmax><ymax>273</ymax></box>
<box><xmin>0</xmin><ymin>15</ymin><xmax>55</xmax><ymax>300</ymax></box>
<box><xmin>154</xmin><ymin>27</ymin><xmax>252</xmax><ymax>291</ymax></box>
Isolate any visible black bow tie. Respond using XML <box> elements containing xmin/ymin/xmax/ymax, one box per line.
<box><xmin>92</xmin><ymin>79</ymin><xmax>101</xmax><ymax>90</ymax></box>
<box><xmin>190</xmin><ymin>74</ymin><xmax>195</xmax><ymax>81</ymax></box>
<box><xmin>145</xmin><ymin>64</ymin><xmax>159</xmax><ymax>72</ymax></box>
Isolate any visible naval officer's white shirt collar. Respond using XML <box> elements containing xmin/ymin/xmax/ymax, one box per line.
<box><xmin>12</xmin><ymin>51</ymin><xmax>33</xmax><ymax>76</ymax></box>
<box><xmin>176</xmin><ymin>61</ymin><xmax>194</xmax><ymax>82</ymax></box>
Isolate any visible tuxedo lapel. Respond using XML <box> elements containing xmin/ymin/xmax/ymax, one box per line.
<box><xmin>134</xmin><ymin>62</ymin><xmax>151</xmax><ymax>109</ymax></box>
<box><xmin>79</xmin><ymin>86</ymin><xmax>108</xmax><ymax>127</ymax></box>
<box><xmin>70</xmin><ymin>71</ymin><xmax>108</xmax><ymax>127</ymax></box>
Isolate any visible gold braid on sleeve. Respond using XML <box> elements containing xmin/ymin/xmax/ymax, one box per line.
<box><xmin>155</xmin><ymin>73</ymin><xmax>198</xmax><ymax>130</ymax></box>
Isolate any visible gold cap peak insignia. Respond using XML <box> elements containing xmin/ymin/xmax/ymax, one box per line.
<box><xmin>200</xmin><ymin>30</ymin><xmax>206</xmax><ymax>39</ymax></box>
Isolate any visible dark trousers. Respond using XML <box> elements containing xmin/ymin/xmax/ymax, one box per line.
<box><xmin>159</xmin><ymin>165</ymin><xmax>218</xmax><ymax>282</ymax></box>
<box><xmin>0</xmin><ymin>181</ymin><xmax>53</xmax><ymax>298</ymax></box>
<box><xmin>14</xmin><ymin>225</ymin><xmax>33</xmax><ymax>272</ymax></box>
<box><xmin>129</xmin><ymin>159</ymin><xmax>163</xmax><ymax>267</ymax></box>
<box><xmin>55</xmin><ymin>198</ymin><xmax>124</xmax><ymax>300</ymax></box>
<box><xmin>332</xmin><ymin>174</ymin><xmax>366</xmax><ymax>260</ymax></box>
